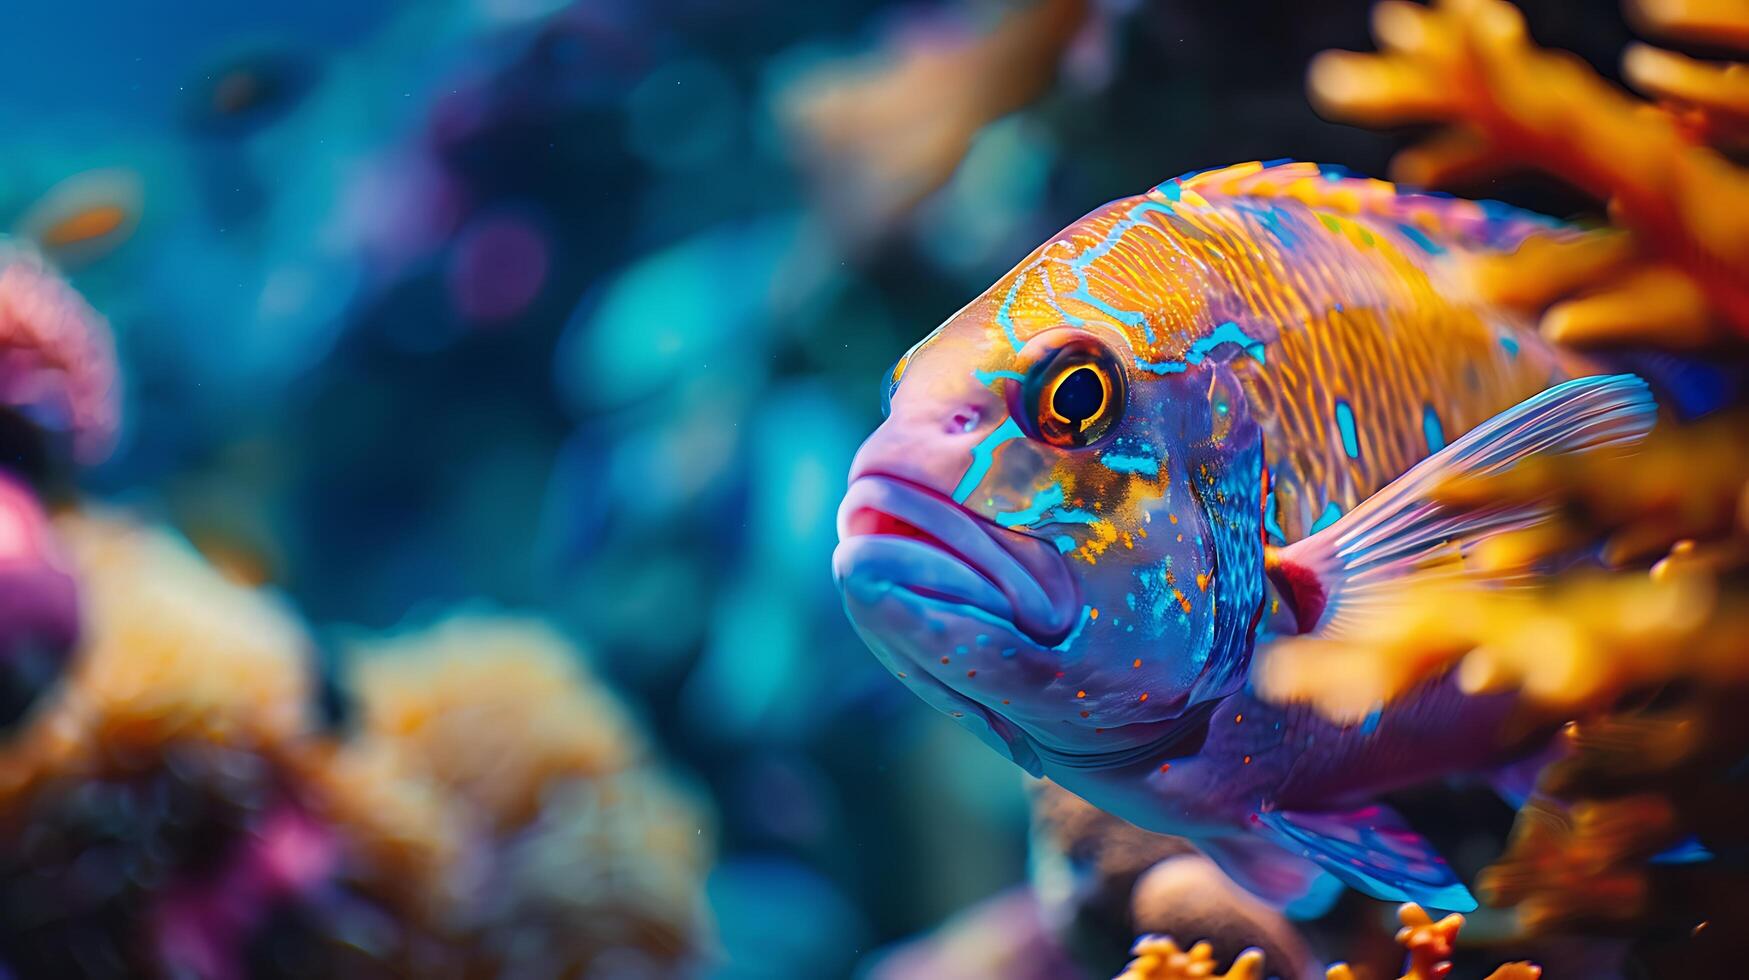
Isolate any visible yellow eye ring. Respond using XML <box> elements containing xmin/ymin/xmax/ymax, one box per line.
<box><xmin>1018</xmin><ymin>335</ymin><xmax>1127</xmax><ymax>448</ymax></box>
<box><xmin>1043</xmin><ymin>363</ymin><xmax>1112</xmax><ymax>432</ymax></box>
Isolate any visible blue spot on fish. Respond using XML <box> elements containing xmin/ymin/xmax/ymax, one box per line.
<box><xmin>1422</xmin><ymin>405</ymin><xmax>1446</xmax><ymax>452</ymax></box>
<box><xmin>1334</xmin><ymin>400</ymin><xmax>1360</xmax><ymax>458</ymax></box>
<box><xmin>974</xmin><ymin>369</ymin><xmax>1026</xmax><ymax>388</ymax></box>
<box><xmin>1100</xmin><ymin>453</ymin><xmax>1159</xmax><ymax>475</ymax></box>
<box><xmin>1311</xmin><ymin>502</ymin><xmax>1343</xmax><ymax>533</ymax></box>
<box><xmin>1236</xmin><ymin>201</ymin><xmax>1298</xmax><ymax>249</ymax></box>
<box><xmin>1054</xmin><ymin>535</ymin><xmax>1076</xmax><ymax>553</ymax></box>
<box><xmin>1134</xmin><ymin>321</ymin><xmax>1265</xmax><ymax>374</ymax></box>
<box><xmin>1360</xmin><ymin>707</ymin><xmax>1382</xmax><ymax>734</ymax></box>
<box><xmin>1263</xmin><ymin>489</ymin><xmax>1286</xmax><ymax>545</ymax></box>
<box><xmin>1395</xmin><ymin>222</ymin><xmax>1445</xmax><ymax>255</ymax></box>
<box><xmin>995</xmin><ymin>482</ymin><xmax>1065</xmax><ymax>527</ymax></box>
<box><xmin>954</xmin><ymin>417</ymin><xmax>1025</xmax><ymax>503</ymax></box>
<box><xmin>1499</xmin><ymin>333</ymin><xmax>1520</xmax><ymax>358</ymax></box>
<box><xmin>1192</xmin><ymin>321</ymin><xmax>1267</xmax><ymax>365</ymax></box>
<box><xmin>1134</xmin><ymin>357</ymin><xmax>1190</xmax><ymax>375</ymax></box>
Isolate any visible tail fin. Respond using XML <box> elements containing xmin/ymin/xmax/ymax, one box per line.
<box><xmin>1270</xmin><ymin>374</ymin><xmax>1656</xmax><ymax>637</ymax></box>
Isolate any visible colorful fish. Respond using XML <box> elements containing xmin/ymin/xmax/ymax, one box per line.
<box><xmin>833</xmin><ymin>160</ymin><xmax>1665</xmax><ymax>912</ymax></box>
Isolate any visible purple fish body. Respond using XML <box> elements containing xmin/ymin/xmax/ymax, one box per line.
<box><xmin>833</xmin><ymin>162</ymin><xmax>1658</xmax><ymax>911</ymax></box>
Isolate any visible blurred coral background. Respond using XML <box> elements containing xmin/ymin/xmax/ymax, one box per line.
<box><xmin>0</xmin><ymin>0</ymin><xmax>1746</xmax><ymax>977</ymax></box>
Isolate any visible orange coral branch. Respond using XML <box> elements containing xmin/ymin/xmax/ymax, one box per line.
<box><xmin>1325</xmin><ymin>904</ymin><xmax>1540</xmax><ymax>979</ymax></box>
<box><xmin>1308</xmin><ymin>0</ymin><xmax>1749</xmax><ymax>338</ymax></box>
<box><xmin>1115</xmin><ymin>937</ymin><xmax>1266</xmax><ymax>980</ymax></box>
<box><xmin>1624</xmin><ymin>43</ymin><xmax>1749</xmax><ymax>148</ymax></box>
<box><xmin>781</xmin><ymin>0</ymin><xmax>1093</xmax><ymax>231</ymax></box>
<box><xmin>1627</xmin><ymin>0</ymin><xmax>1749</xmax><ymax>52</ymax></box>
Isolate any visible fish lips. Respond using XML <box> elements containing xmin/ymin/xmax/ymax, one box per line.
<box><xmin>832</xmin><ymin>474</ymin><xmax>1079</xmax><ymax>646</ymax></box>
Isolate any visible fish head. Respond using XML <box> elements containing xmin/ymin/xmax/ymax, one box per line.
<box><xmin>834</xmin><ymin>223</ymin><xmax>1269</xmax><ymax>766</ymax></box>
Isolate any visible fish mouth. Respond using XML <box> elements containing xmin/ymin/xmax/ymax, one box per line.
<box><xmin>833</xmin><ymin>474</ymin><xmax>1079</xmax><ymax>646</ymax></box>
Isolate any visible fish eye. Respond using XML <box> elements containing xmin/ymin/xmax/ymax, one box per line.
<box><xmin>1019</xmin><ymin>335</ymin><xmax>1126</xmax><ymax>448</ymax></box>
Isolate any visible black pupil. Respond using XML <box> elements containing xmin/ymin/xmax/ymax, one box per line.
<box><xmin>1052</xmin><ymin>366</ymin><xmax>1105</xmax><ymax>425</ymax></box>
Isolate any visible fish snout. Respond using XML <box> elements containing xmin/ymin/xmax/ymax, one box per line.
<box><xmin>848</xmin><ymin>377</ymin><xmax>1011</xmax><ymax>495</ymax></box>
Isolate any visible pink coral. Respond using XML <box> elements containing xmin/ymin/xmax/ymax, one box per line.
<box><xmin>0</xmin><ymin>247</ymin><xmax>121</xmax><ymax>463</ymax></box>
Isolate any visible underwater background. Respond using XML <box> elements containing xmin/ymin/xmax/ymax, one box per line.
<box><xmin>0</xmin><ymin>0</ymin><xmax>1746</xmax><ymax>977</ymax></box>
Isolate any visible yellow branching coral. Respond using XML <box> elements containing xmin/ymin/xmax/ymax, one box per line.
<box><xmin>1434</xmin><ymin>411</ymin><xmax>1749</xmax><ymax>574</ymax></box>
<box><xmin>1114</xmin><ymin>936</ymin><xmax>1266</xmax><ymax>980</ymax></box>
<box><xmin>1255</xmin><ymin>570</ymin><xmax>1746</xmax><ymax>724</ymax></box>
<box><xmin>1118</xmin><ymin>904</ymin><xmax>1538</xmax><ymax>980</ymax></box>
<box><xmin>1308</xmin><ymin>0</ymin><xmax>1749</xmax><ymax>345</ymax></box>
<box><xmin>1472</xmin><ymin>702</ymin><xmax>1749</xmax><ymax>942</ymax></box>
<box><xmin>1326</xmin><ymin>905</ymin><xmax>1539</xmax><ymax>980</ymax></box>
<box><xmin>1474</xmin><ymin>797</ymin><xmax>1664</xmax><ymax>932</ymax></box>
<box><xmin>1626</xmin><ymin>0</ymin><xmax>1749</xmax><ymax>149</ymax></box>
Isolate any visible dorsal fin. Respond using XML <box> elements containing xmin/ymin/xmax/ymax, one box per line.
<box><xmin>1150</xmin><ymin>159</ymin><xmax>1570</xmax><ymax>253</ymax></box>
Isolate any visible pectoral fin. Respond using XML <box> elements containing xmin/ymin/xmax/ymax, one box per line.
<box><xmin>1269</xmin><ymin>374</ymin><xmax>1657</xmax><ymax>637</ymax></box>
<box><xmin>1198</xmin><ymin>835</ymin><xmax>1344</xmax><ymax>919</ymax></box>
<box><xmin>1255</xmin><ymin>805</ymin><xmax>1477</xmax><ymax>911</ymax></box>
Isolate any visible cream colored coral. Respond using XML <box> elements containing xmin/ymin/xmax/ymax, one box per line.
<box><xmin>345</xmin><ymin>613</ymin><xmax>641</xmax><ymax>831</ymax></box>
<box><xmin>0</xmin><ymin>509</ymin><xmax>317</xmax><ymax>803</ymax></box>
